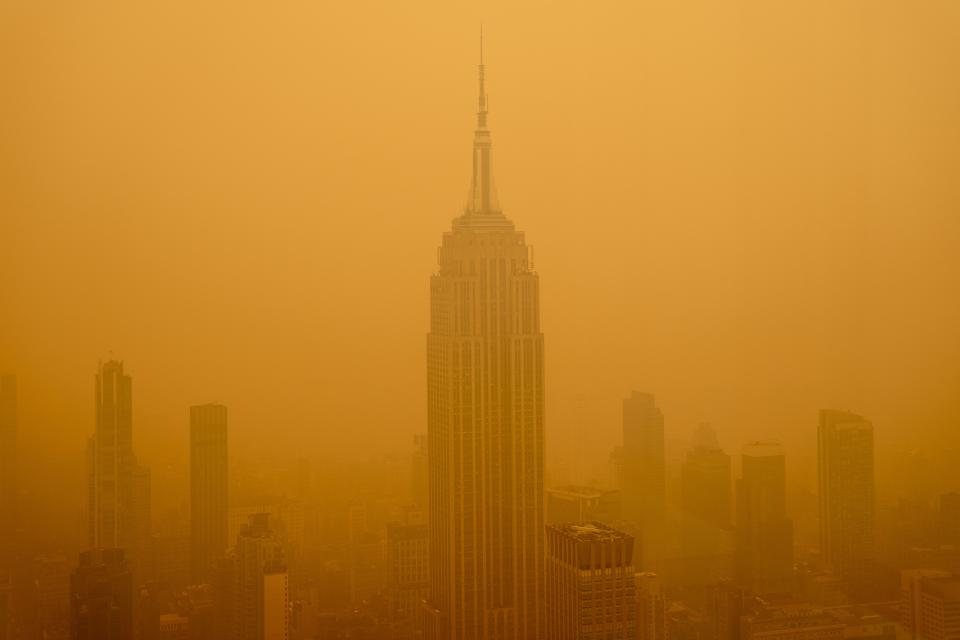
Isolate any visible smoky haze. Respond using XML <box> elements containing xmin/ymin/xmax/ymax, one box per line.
<box><xmin>1</xmin><ymin>0</ymin><xmax>959</xmax><ymax>561</ymax></box>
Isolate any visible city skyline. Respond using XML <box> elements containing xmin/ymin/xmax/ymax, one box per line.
<box><xmin>2</xmin><ymin>4</ymin><xmax>960</xmax><ymax>639</ymax></box>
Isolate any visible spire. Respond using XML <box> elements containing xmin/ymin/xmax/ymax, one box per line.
<box><xmin>477</xmin><ymin>26</ymin><xmax>487</xmax><ymax>130</ymax></box>
<box><xmin>465</xmin><ymin>27</ymin><xmax>500</xmax><ymax>216</ymax></box>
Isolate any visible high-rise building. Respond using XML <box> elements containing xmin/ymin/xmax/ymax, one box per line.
<box><xmin>235</xmin><ymin>513</ymin><xmax>288</xmax><ymax>640</ymax></box>
<box><xmin>901</xmin><ymin>569</ymin><xmax>951</xmax><ymax>640</ymax></box>
<box><xmin>424</xmin><ymin>52</ymin><xmax>545</xmax><ymax>638</ymax></box>
<box><xmin>545</xmin><ymin>522</ymin><xmax>637</xmax><ymax>639</ymax></box>
<box><xmin>190</xmin><ymin>404</ymin><xmax>229</xmax><ymax>585</ymax></box>
<box><xmin>0</xmin><ymin>375</ymin><xmax>17</xmax><ymax>574</ymax></box>
<box><xmin>636</xmin><ymin>572</ymin><xmax>666</xmax><ymax>640</ymax></box>
<box><xmin>705</xmin><ymin>580</ymin><xmax>745</xmax><ymax>640</ymax></box>
<box><xmin>386</xmin><ymin>506</ymin><xmax>429</xmax><ymax>631</ymax></box>
<box><xmin>681</xmin><ymin>426</ymin><xmax>734</xmax><ymax>583</ymax></box>
<box><xmin>909</xmin><ymin>573</ymin><xmax>960</xmax><ymax>640</ymax></box>
<box><xmin>33</xmin><ymin>555</ymin><xmax>71</xmax><ymax>640</ymax></box>
<box><xmin>89</xmin><ymin>361</ymin><xmax>135</xmax><ymax>550</ymax></box>
<box><xmin>70</xmin><ymin>548</ymin><xmax>134</xmax><ymax>640</ymax></box>
<box><xmin>735</xmin><ymin>442</ymin><xmax>794</xmax><ymax>595</ymax></box>
<box><xmin>681</xmin><ymin>424</ymin><xmax>731</xmax><ymax>530</ymax></box>
<box><xmin>411</xmin><ymin>434</ymin><xmax>428</xmax><ymax>510</ymax></box>
<box><xmin>818</xmin><ymin>410</ymin><xmax>876</xmax><ymax>600</ymax></box>
<box><xmin>622</xmin><ymin>392</ymin><xmax>666</xmax><ymax>563</ymax></box>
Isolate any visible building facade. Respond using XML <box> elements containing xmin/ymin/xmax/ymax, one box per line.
<box><xmin>425</xmin><ymin>55</ymin><xmax>545</xmax><ymax>639</ymax></box>
<box><xmin>818</xmin><ymin>410</ymin><xmax>876</xmax><ymax>600</ymax></box>
<box><xmin>736</xmin><ymin>442</ymin><xmax>794</xmax><ymax>595</ymax></box>
<box><xmin>545</xmin><ymin>523</ymin><xmax>637</xmax><ymax>639</ymax></box>
<box><xmin>190</xmin><ymin>404</ymin><xmax>229</xmax><ymax>584</ymax></box>
<box><xmin>622</xmin><ymin>392</ymin><xmax>666</xmax><ymax>565</ymax></box>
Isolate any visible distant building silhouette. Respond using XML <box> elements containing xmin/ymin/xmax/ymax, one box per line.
<box><xmin>386</xmin><ymin>506</ymin><xmax>428</xmax><ymax>632</ymax></box>
<box><xmin>88</xmin><ymin>361</ymin><xmax>151</xmax><ymax>583</ymax></box>
<box><xmin>0</xmin><ymin>375</ymin><xmax>17</xmax><ymax>574</ymax></box>
<box><xmin>622</xmin><ymin>391</ymin><xmax>666</xmax><ymax>565</ymax></box>
<box><xmin>636</xmin><ymin>572</ymin><xmax>666</xmax><ymax>640</ymax></box>
<box><xmin>681</xmin><ymin>424</ymin><xmax>731</xmax><ymax>530</ymax></box>
<box><xmin>735</xmin><ymin>442</ymin><xmax>794</xmax><ymax>595</ymax></box>
<box><xmin>424</xmin><ymin>51</ymin><xmax>545</xmax><ymax>638</ymax></box>
<box><xmin>235</xmin><ymin>513</ymin><xmax>288</xmax><ymax>640</ymax></box>
<box><xmin>70</xmin><ymin>548</ymin><xmax>133</xmax><ymax>640</ymax></box>
<box><xmin>545</xmin><ymin>522</ymin><xmax>637</xmax><ymax>639</ymax></box>
<box><xmin>680</xmin><ymin>425</ymin><xmax>734</xmax><ymax>584</ymax></box>
<box><xmin>190</xmin><ymin>404</ymin><xmax>229</xmax><ymax>585</ymax></box>
<box><xmin>818</xmin><ymin>410</ymin><xmax>876</xmax><ymax>600</ymax></box>
<box><xmin>411</xmin><ymin>434</ymin><xmax>427</xmax><ymax>510</ymax></box>
<box><xmin>546</xmin><ymin>485</ymin><xmax>622</xmax><ymax>525</ymax></box>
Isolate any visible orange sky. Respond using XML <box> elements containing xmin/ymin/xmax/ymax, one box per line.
<box><xmin>2</xmin><ymin>1</ymin><xmax>959</xmax><ymax>518</ymax></box>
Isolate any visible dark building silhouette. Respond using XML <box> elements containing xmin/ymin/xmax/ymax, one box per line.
<box><xmin>681</xmin><ymin>424</ymin><xmax>732</xmax><ymax>530</ymax></box>
<box><xmin>70</xmin><ymin>548</ymin><xmax>133</xmax><ymax>640</ymax></box>
<box><xmin>424</xmin><ymin>51</ymin><xmax>546</xmax><ymax>638</ymax></box>
<box><xmin>735</xmin><ymin>442</ymin><xmax>794</xmax><ymax>595</ymax></box>
<box><xmin>622</xmin><ymin>391</ymin><xmax>666</xmax><ymax>565</ymax></box>
<box><xmin>818</xmin><ymin>410</ymin><xmax>876</xmax><ymax>600</ymax></box>
<box><xmin>190</xmin><ymin>404</ymin><xmax>229</xmax><ymax>585</ymax></box>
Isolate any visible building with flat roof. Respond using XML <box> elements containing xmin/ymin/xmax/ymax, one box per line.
<box><xmin>546</xmin><ymin>522</ymin><xmax>637</xmax><ymax>639</ymax></box>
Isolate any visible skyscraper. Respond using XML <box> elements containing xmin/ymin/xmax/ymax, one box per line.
<box><xmin>818</xmin><ymin>410</ymin><xmax>876</xmax><ymax>600</ymax></box>
<box><xmin>545</xmin><ymin>522</ymin><xmax>637</xmax><ymax>639</ymax></box>
<box><xmin>424</xmin><ymin>49</ymin><xmax>545</xmax><ymax>639</ymax></box>
<box><xmin>88</xmin><ymin>361</ymin><xmax>151</xmax><ymax>584</ymax></box>
<box><xmin>0</xmin><ymin>375</ymin><xmax>17</xmax><ymax>573</ymax></box>
<box><xmin>235</xmin><ymin>513</ymin><xmax>288</xmax><ymax>640</ymax></box>
<box><xmin>636</xmin><ymin>572</ymin><xmax>666</xmax><ymax>640</ymax></box>
<box><xmin>89</xmin><ymin>361</ymin><xmax>135</xmax><ymax>550</ymax></box>
<box><xmin>735</xmin><ymin>442</ymin><xmax>794</xmax><ymax>595</ymax></box>
<box><xmin>681</xmin><ymin>424</ymin><xmax>731</xmax><ymax>530</ymax></box>
<box><xmin>622</xmin><ymin>391</ymin><xmax>666</xmax><ymax>563</ymax></box>
<box><xmin>191</xmin><ymin>404</ymin><xmax>229</xmax><ymax>584</ymax></box>
<box><xmin>70</xmin><ymin>548</ymin><xmax>134</xmax><ymax>640</ymax></box>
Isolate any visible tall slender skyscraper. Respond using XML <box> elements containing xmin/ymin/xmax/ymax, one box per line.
<box><xmin>0</xmin><ymin>375</ymin><xmax>17</xmax><ymax>573</ymax></box>
<box><xmin>425</xmin><ymin>47</ymin><xmax>545</xmax><ymax>639</ymax></box>
<box><xmin>89</xmin><ymin>361</ymin><xmax>135</xmax><ymax>550</ymax></box>
<box><xmin>88</xmin><ymin>361</ymin><xmax>151</xmax><ymax>585</ymax></box>
<box><xmin>735</xmin><ymin>442</ymin><xmax>794</xmax><ymax>595</ymax></box>
<box><xmin>191</xmin><ymin>404</ymin><xmax>229</xmax><ymax>584</ymax></box>
<box><xmin>622</xmin><ymin>391</ymin><xmax>666</xmax><ymax>564</ymax></box>
<box><xmin>818</xmin><ymin>410</ymin><xmax>876</xmax><ymax>600</ymax></box>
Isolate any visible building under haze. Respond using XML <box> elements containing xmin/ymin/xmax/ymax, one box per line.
<box><xmin>818</xmin><ymin>410</ymin><xmax>876</xmax><ymax>600</ymax></box>
<box><xmin>904</xmin><ymin>572</ymin><xmax>960</xmax><ymax>640</ymax></box>
<box><xmin>622</xmin><ymin>391</ymin><xmax>666</xmax><ymax>566</ymax></box>
<box><xmin>546</xmin><ymin>485</ymin><xmax>622</xmax><ymax>525</ymax></box>
<box><xmin>235</xmin><ymin>513</ymin><xmax>288</xmax><ymax>640</ymax></box>
<box><xmin>0</xmin><ymin>375</ymin><xmax>17</xmax><ymax>574</ymax></box>
<box><xmin>735</xmin><ymin>442</ymin><xmax>794</xmax><ymax>595</ymax></box>
<box><xmin>190</xmin><ymin>403</ymin><xmax>229</xmax><ymax>585</ymax></box>
<box><xmin>545</xmin><ymin>522</ymin><xmax>637</xmax><ymax>639</ymax></box>
<box><xmin>70</xmin><ymin>548</ymin><xmax>133</xmax><ymax>640</ymax></box>
<box><xmin>636</xmin><ymin>572</ymin><xmax>666</xmax><ymax>640</ymax></box>
<box><xmin>424</xmin><ymin>54</ymin><xmax>546</xmax><ymax>638</ymax></box>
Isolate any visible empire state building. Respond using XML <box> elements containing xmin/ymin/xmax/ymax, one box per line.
<box><xmin>424</xmin><ymin>53</ymin><xmax>545</xmax><ymax>639</ymax></box>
